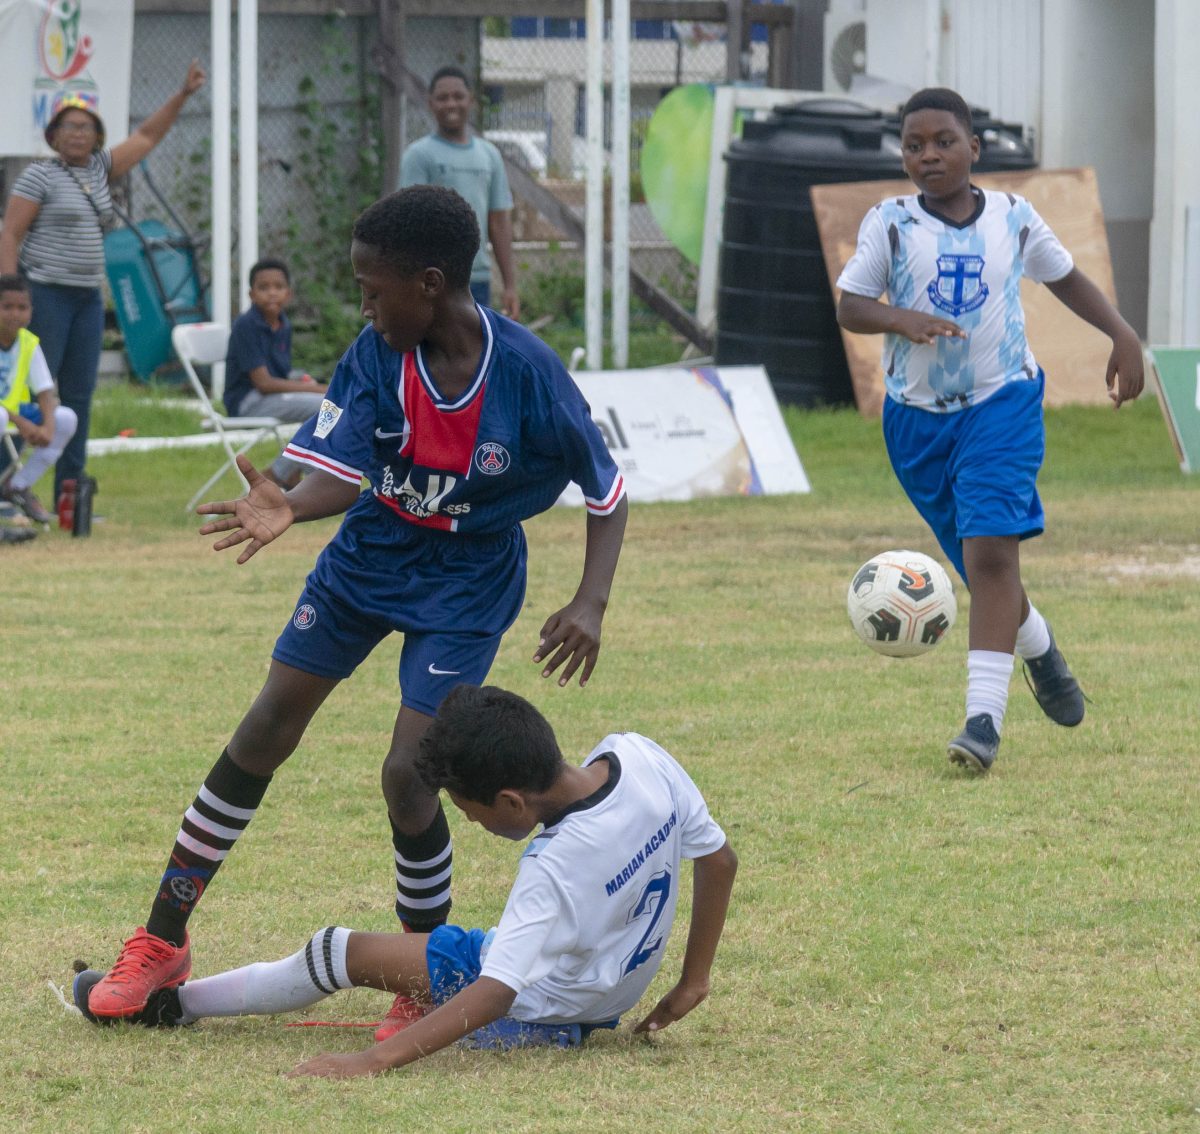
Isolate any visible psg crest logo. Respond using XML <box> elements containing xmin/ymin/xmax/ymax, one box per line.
<box><xmin>293</xmin><ymin>603</ymin><xmax>317</xmax><ymax>630</ymax></box>
<box><xmin>474</xmin><ymin>441</ymin><xmax>511</xmax><ymax>476</ymax></box>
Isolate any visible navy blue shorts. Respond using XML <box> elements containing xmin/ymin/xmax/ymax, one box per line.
<box><xmin>882</xmin><ymin>372</ymin><xmax>1046</xmax><ymax>584</ymax></box>
<box><xmin>273</xmin><ymin>495</ymin><xmax>527</xmax><ymax>715</ymax></box>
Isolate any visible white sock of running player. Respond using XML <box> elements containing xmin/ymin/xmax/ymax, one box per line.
<box><xmin>176</xmin><ymin>926</ymin><xmax>353</xmax><ymax>1023</ymax></box>
<box><xmin>1014</xmin><ymin>604</ymin><xmax>1052</xmax><ymax>661</ymax></box>
<box><xmin>965</xmin><ymin>650</ymin><xmax>1014</xmax><ymax>734</ymax></box>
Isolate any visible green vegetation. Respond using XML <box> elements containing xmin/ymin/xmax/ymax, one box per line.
<box><xmin>3</xmin><ymin>397</ymin><xmax>1198</xmax><ymax>1132</ymax></box>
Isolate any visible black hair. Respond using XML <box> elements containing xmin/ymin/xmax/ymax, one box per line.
<box><xmin>249</xmin><ymin>257</ymin><xmax>290</xmax><ymax>287</ymax></box>
<box><xmin>352</xmin><ymin>185</ymin><xmax>479</xmax><ymax>289</ymax></box>
<box><xmin>0</xmin><ymin>274</ymin><xmax>29</xmax><ymax>298</ymax></box>
<box><xmin>429</xmin><ymin>65</ymin><xmax>471</xmax><ymax>94</ymax></box>
<box><xmin>900</xmin><ymin>87</ymin><xmax>974</xmax><ymax>135</ymax></box>
<box><xmin>415</xmin><ymin>685</ymin><xmax>565</xmax><ymax>805</ymax></box>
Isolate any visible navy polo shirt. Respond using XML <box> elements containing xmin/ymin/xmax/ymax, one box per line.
<box><xmin>223</xmin><ymin>305</ymin><xmax>292</xmax><ymax>416</ymax></box>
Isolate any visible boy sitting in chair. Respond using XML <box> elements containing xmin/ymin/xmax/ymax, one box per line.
<box><xmin>223</xmin><ymin>258</ymin><xmax>327</xmax><ymax>488</ymax></box>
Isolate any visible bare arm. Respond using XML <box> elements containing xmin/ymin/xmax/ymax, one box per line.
<box><xmin>289</xmin><ymin>977</ymin><xmax>517</xmax><ymax>1078</ymax></box>
<box><xmin>247</xmin><ymin>364</ymin><xmax>328</xmax><ymax>397</ymax></box>
<box><xmin>487</xmin><ymin>209</ymin><xmax>520</xmax><ymax>319</ymax></box>
<box><xmin>837</xmin><ymin>291</ymin><xmax>966</xmax><ymax>345</ymax></box>
<box><xmin>109</xmin><ymin>60</ymin><xmax>206</xmax><ymax>180</ymax></box>
<box><xmin>634</xmin><ymin>840</ymin><xmax>738</xmax><ymax>1035</ymax></box>
<box><xmin>0</xmin><ymin>195</ymin><xmax>40</xmax><ymax>274</ymax></box>
<box><xmin>535</xmin><ymin>494</ymin><xmax>628</xmax><ymax>687</ymax></box>
<box><xmin>1044</xmin><ymin>267</ymin><xmax>1144</xmax><ymax>407</ymax></box>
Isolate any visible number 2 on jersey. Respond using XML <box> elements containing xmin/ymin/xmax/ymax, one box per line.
<box><xmin>622</xmin><ymin>869</ymin><xmax>671</xmax><ymax>975</ymax></box>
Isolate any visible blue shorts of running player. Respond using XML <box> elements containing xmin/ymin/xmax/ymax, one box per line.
<box><xmin>427</xmin><ymin>925</ymin><xmax>620</xmax><ymax>1049</ymax></box>
<box><xmin>883</xmin><ymin>370</ymin><xmax>1046</xmax><ymax>585</ymax></box>
<box><xmin>273</xmin><ymin>493</ymin><xmax>527</xmax><ymax>715</ymax></box>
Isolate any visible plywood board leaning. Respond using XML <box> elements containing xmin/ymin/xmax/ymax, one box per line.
<box><xmin>811</xmin><ymin>168</ymin><xmax>1119</xmax><ymax>416</ymax></box>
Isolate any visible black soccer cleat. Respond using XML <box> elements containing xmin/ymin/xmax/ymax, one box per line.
<box><xmin>73</xmin><ymin>969</ymin><xmax>113</xmax><ymax>1025</ymax></box>
<box><xmin>948</xmin><ymin>713</ymin><xmax>1000</xmax><ymax>773</ymax></box>
<box><xmin>1023</xmin><ymin>629</ymin><xmax>1086</xmax><ymax>727</ymax></box>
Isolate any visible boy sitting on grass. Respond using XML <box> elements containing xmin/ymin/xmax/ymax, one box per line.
<box><xmin>223</xmin><ymin>257</ymin><xmax>328</xmax><ymax>488</ymax></box>
<box><xmin>76</xmin><ymin>685</ymin><xmax>738</xmax><ymax>1080</ymax></box>
<box><xmin>0</xmin><ymin>273</ymin><xmax>77</xmax><ymax>525</ymax></box>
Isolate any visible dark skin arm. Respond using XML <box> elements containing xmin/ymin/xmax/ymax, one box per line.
<box><xmin>288</xmin><ymin>977</ymin><xmax>517</xmax><ymax>1079</ymax></box>
<box><xmin>1044</xmin><ymin>267</ymin><xmax>1144</xmax><ymax>407</ymax></box>
<box><xmin>0</xmin><ymin>195</ymin><xmax>39</xmax><ymax>274</ymax></box>
<box><xmin>109</xmin><ymin>61</ymin><xmax>206</xmax><ymax>180</ymax></box>
<box><xmin>634</xmin><ymin>840</ymin><xmax>738</xmax><ymax>1036</ymax></box>
<box><xmin>837</xmin><ymin>291</ymin><xmax>968</xmax><ymax>345</ymax></box>
<box><xmin>487</xmin><ymin>209</ymin><xmax>520</xmax><ymax>320</ymax></box>
<box><xmin>196</xmin><ymin>453</ymin><xmax>360</xmax><ymax>564</ymax></box>
<box><xmin>534</xmin><ymin>495</ymin><xmax>628</xmax><ymax>687</ymax></box>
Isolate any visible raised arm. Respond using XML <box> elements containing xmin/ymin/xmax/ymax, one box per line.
<box><xmin>0</xmin><ymin>194</ymin><xmax>40</xmax><ymax>274</ymax></box>
<box><xmin>634</xmin><ymin>839</ymin><xmax>738</xmax><ymax>1035</ymax></box>
<box><xmin>535</xmin><ymin>495</ymin><xmax>628</xmax><ymax>687</ymax></box>
<box><xmin>1044</xmin><ymin>267</ymin><xmax>1144</xmax><ymax>407</ymax></box>
<box><xmin>109</xmin><ymin>60</ymin><xmax>206</xmax><ymax>180</ymax></box>
<box><xmin>290</xmin><ymin>976</ymin><xmax>517</xmax><ymax>1078</ymax></box>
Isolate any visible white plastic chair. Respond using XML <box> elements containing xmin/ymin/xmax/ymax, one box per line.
<box><xmin>172</xmin><ymin>322</ymin><xmax>285</xmax><ymax>512</ymax></box>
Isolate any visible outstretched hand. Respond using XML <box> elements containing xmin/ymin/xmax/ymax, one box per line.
<box><xmin>286</xmin><ymin>1050</ymin><xmax>386</xmax><ymax>1079</ymax></box>
<box><xmin>633</xmin><ymin>979</ymin><xmax>710</xmax><ymax>1037</ymax></box>
<box><xmin>533</xmin><ymin>597</ymin><xmax>605</xmax><ymax>687</ymax></box>
<box><xmin>197</xmin><ymin>454</ymin><xmax>293</xmax><ymax>564</ymax></box>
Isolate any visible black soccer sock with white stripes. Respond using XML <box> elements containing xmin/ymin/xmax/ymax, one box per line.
<box><xmin>392</xmin><ymin>804</ymin><xmax>452</xmax><ymax>931</ymax></box>
<box><xmin>145</xmin><ymin>749</ymin><xmax>272</xmax><ymax>947</ymax></box>
<box><xmin>176</xmin><ymin>926</ymin><xmax>353</xmax><ymax>1022</ymax></box>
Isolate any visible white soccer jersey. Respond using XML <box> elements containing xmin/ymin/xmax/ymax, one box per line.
<box><xmin>836</xmin><ymin>188</ymin><xmax>1074</xmax><ymax>411</ymax></box>
<box><xmin>478</xmin><ymin>732</ymin><xmax>727</xmax><ymax>1025</ymax></box>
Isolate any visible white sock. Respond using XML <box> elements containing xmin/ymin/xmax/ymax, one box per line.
<box><xmin>177</xmin><ymin>926</ymin><xmax>353</xmax><ymax>1023</ymax></box>
<box><xmin>1015</xmin><ymin>604</ymin><xmax>1052</xmax><ymax>661</ymax></box>
<box><xmin>966</xmin><ymin>650</ymin><xmax>1014</xmax><ymax>733</ymax></box>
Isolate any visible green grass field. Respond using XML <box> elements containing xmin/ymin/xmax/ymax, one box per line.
<box><xmin>3</xmin><ymin>393</ymin><xmax>1199</xmax><ymax>1133</ymax></box>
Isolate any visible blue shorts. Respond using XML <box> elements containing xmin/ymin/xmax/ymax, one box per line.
<box><xmin>273</xmin><ymin>495</ymin><xmax>527</xmax><ymax>715</ymax></box>
<box><xmin>882</xmin><ymin>372</ymin><xmax>1046</xmax><ymax>584</ymax></box>
<box><xmin>426</xmin><ymin>925</ymin><xmax>620</xmax><ymax>1042</ymax></box>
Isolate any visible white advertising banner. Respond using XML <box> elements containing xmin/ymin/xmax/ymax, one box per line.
<box><xmin>0</xmin><ymin>0</ymin><xmax>134</xmax><ymax>157</ymax></box>
<box><xmin>560</xmin><ymin>365</ymin><xmax>809</xmax><ymax>506</ymax></box>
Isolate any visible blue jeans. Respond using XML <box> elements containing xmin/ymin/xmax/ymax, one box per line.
<box><xmin>28</xmin><ymin>282</ymin><xmax>104</xmax><ymax>497</ymax></box>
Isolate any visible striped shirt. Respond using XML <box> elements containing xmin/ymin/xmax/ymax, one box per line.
<box><xmin>10</xmin><ymin>150</ymin><xmax>114</xmax><ymax>289</ymax></box>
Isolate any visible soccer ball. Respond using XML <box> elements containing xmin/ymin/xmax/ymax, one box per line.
<box><xmin>847</xmin><ymin>550</ymin><xmax>957</xmax><ymax>658</ymax></box>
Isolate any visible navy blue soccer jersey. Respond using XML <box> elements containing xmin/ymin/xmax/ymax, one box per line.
<box><xmin>283</xmin><ymin>306</ymin><xmax>624</xmax><ymax>533</ymax></box>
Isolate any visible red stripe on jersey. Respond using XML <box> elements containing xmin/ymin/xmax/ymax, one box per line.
<box><xmin>374</xmin><ymin>489</ymin><xmax>456</xmax><ymax>531</ymax></box>
<box><xmin>586</xmin><ymin>473</ymin><xmax>626</xmax><ymax>515</ymax></box>
<box><xmin>400</xmin><ymin>352</ymin><xmax>485</xmax><ymax>474</ymax></box>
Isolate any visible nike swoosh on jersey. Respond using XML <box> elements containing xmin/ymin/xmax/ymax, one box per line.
<box><xmin>427</xmin><ymin>664</ymin><xmax>461</xmax><ymax>675</ymax></box>
<box><xmin>375</xmin><ymin>428</ymin><xmax>405</xmax><ymax>439</ymax></box>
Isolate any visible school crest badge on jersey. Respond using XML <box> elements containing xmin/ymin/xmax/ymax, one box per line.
<box><xmin>313</xmin><ymin>399</ymin><xmax>342</xmax><ymax>439</ymax></box>
<box><xmin>474</xmin><ymin>441</ymin><xmax>511</xmax><ymax>476</ymax></box>
<box><xmin>928</xmin><ymin>254</ymin><xmax>989</xmax><ymax>316</ymax></box>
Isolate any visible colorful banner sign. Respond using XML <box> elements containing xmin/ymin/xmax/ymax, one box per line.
<box><xmin>560</xmin><ymin>365</ymin><xmax>810</xmax><ymax>505</ymax></box>
<box><xmin>0</xmin><ymin>0</ymin><xmax>133</xmax><ymax>156</ymax></box>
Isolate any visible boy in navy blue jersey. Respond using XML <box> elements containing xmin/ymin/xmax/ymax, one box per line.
<box><xmin>88</xmin><ymin>186</ymin><xmax>628</xmax><ymax>1031</ymax></box>
<box><xmin>224</xmin><ymin>258</ymin><xmax>329</xmax><ymax>488</ymax></box>
<box><xmin>836</xmin><ymin>88</ymin><xmax>1143</xmax><ymax>773</ymax></box>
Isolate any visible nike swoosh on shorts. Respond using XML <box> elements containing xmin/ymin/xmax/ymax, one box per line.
<box><xmin>428</xmin><ymin>664</ymin><xmax>461</xmax><ymax>675</ymax></box>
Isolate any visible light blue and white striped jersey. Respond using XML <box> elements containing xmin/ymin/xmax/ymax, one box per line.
<box><xmin>837</xmin><ymin>188</ymin><xmax>1073</xmax><ymax>412</ymax></box>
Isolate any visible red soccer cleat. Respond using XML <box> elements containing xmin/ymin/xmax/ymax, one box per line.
<box><xmin>87</xmin><ymin>928</ymin><xmax>192</xmax><ymax>1019</ymax></box>
<box><xmin>375</xmin><ymin>993</ymin><xmax>430</xmax><ymax>1043</ymax></box>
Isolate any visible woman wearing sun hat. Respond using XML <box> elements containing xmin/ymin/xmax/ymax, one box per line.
<box><xmin>0</xmin><ymin>60</ymin><xmax>206</xmax><ymax>503</ymax></box>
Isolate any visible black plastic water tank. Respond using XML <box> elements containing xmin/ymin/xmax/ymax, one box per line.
<box><xmin>714</xmin><ymin>98</ymin><xmax>1036</xmax><ymax>407</ymax></box>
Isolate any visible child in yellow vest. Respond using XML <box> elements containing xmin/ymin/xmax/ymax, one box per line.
<box><xmin>0</xmin><ymin>274</ymin><xmax>77</xmax><ymax>524</ymax></box>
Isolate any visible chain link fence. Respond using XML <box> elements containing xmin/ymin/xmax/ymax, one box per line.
<box><xmin>119</xmin><ymin>9</ymin><xmax>781</xmax><ymax>366</ymax></box>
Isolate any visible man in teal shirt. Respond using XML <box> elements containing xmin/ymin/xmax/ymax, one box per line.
<box><xmin>400</xmin><ymin>66</ymin><xmax>520</xmax><ymax>319</ymax></box>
